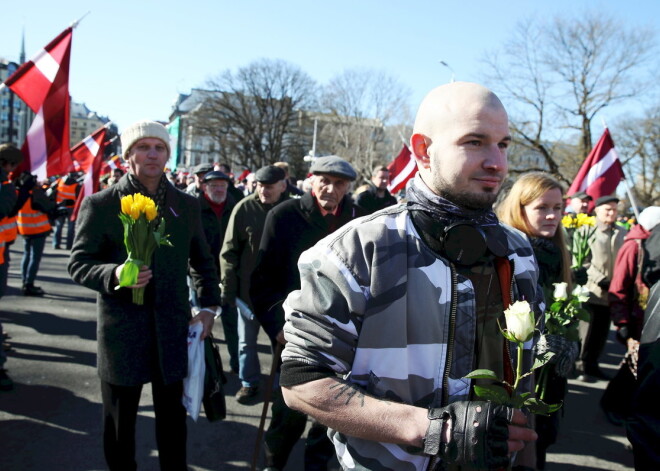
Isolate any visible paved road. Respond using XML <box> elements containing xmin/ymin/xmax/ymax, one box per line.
<box><xmin>0</xmin><ymin>238</ymin><xmax>635</xmax><ymax>470</ymax></box>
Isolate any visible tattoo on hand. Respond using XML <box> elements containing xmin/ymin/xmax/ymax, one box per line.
<box><xmin>329</xmin><ymin>382</ymin><xmax>366</xmax><ymax>407</ymax></box>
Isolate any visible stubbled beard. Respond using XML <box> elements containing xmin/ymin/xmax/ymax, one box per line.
<box><xmin>433</xmin><ymin>175</ymin><xmax>498</xmax><ymax>210</ymax></box>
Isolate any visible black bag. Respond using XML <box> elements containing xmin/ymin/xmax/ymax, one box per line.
<box><xmin>202</xmin><ymin>335</ymin><xmax>227</xmax><ymax>422</ymax></box>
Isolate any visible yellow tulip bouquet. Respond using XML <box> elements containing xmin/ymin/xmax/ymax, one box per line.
<box><xmin>464</xmin><ymin>300</ymin><xmax>561</xmax><ymax>416</ymax></box>
<box><xmin>116</xmin><ymin>193</ymin><xmax>173</xmax><ymax>305</ymax></box>
<box><xmin>562</xmin><ymin>213</ymin><xmax>597</xmax><ymax>268</ymax></box>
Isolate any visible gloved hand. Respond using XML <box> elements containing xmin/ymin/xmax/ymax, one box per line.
<box><xmin>534</xmin><ymin>334</ymin><xmax>579</xmax><ymax>377</ymax></box>
<box><xmin>424</xmin><ymin>401</ymin><xmax>513</xmax><ymax>469</ymax></box>
<box><xmin>597</xmin><ymin>278</ymin><xmax>610</xmax><ymax>290</ymax></box>
<box><xmin>15</xmin><ymin>172</ymin><xmax>36</xmax><ymax>190</ymax></box>
<box><xmin>572</xmin><ymin>266</ymin><xmax>588</xmax><ymax>286</ymax></box>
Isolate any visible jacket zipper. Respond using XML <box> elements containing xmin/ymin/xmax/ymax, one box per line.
<box><xmin>441</xmin><ymin>263</ymin><xmax>458</xmax><ymax>406</ymax></box>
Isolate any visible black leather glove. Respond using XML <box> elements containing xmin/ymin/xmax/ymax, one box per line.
<box><xmin>572</xmin><ymin>266</ymin><xmax>588</xmax><ymax>286</ymax></box>
<box><xmin>15</xmin><ymin>172</ymin><xmax>36</xmax><ymax>190</ymax></box>
<box><xmin>597</xmin><ymin>278</ymin><xmax>610</xmax><ymax>290</ymax></box>
<box><xmin>424</xmin><ymin>401</ymin><xmax>513</xmax><ymax>469</ymax></box>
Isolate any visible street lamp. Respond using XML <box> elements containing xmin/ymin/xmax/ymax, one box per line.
<box><xmin>439</xmin><ymin>61</ymin><xmax>455</xmax><ymax>83</ymax></box>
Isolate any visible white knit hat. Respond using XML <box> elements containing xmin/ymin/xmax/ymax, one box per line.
<box><xmin>121</xmin><ymin>120</ymin><xmax>171</xmax><ymax>159</ymax></box>
<box><xmin>638</xmin><ymin>206</ymin><xmax>660</xmax><ymax>231</ymax></box>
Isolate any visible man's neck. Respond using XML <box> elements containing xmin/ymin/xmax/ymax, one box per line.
<box><xmin>137</xmin><ymin>176</ymin><xmax>160</xmax><ymax>195</ymax></box>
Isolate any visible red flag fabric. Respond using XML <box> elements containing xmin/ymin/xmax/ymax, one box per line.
<box><xmin>566</xmin><ymin>129</ymin><xmax>625</xmax><ymax>208</ymax></box>
<box><xmin>3</xmin><ymin>27</ymin><xmax>73</xmax><ymax>180</ymax></box>
<box><xmin>387</xmin><ymin>145</ymin><xmax>417</xmax><ymax>194</ymax></box>
<box><xmin>100</xmin><ymin>155</ymin><xmax>122</xmax><ymax>176</ymax></box>
<box><xmin>70</xmin><ymin>126</ymin><xmax>108</xmax><ymax>221</ymax></box>
<box><xmin>236</xmin><ymin>168</ymin><xmax>251</xmax><ymax>182</ymax></box>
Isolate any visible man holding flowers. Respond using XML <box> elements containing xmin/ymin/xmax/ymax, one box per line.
<box><xmin>68</xmin><ymin>120</ymin><xmax>221</xmax><ymax>471</ymax></box>
<box><xmin>278</xmin><ymin>83</ymin><xmax>541</xmax><ymax>470</ymax></box>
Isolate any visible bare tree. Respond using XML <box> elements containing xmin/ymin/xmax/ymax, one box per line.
<box><xmin>192</xmin><ymin>59</ymin><xmax>318</xmax><ymax>171</ymax></box>
<box><xmin>484</xmin><ymin>12</ymin><xmax>655</xmax><ymax>182</ymax></box>
<box><xmin>316</xmin><ymin>69</ymin><xmax>411</xmax><ymax>181</ymax></box>
<box><xmin>615</xmin><ymin>108</ymin><xmax>660</xmax><ymax>206</ymax></box>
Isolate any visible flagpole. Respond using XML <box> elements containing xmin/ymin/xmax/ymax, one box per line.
<box><xmin>600</xmin><ymin>121</ymin><xmax>641</xmax><ymax>220</ymax></box>
<box><xmin>71</xmin><ymin>11</ymin><xmax>91</xmax><ymax>29</ymax></box>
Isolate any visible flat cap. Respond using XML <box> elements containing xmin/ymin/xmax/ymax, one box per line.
<box><xmin>202</xmin><ymin>171</ymin><xmax>232</xmax><ymax>183</ymax></box>
<box><xmin>255</xmin><ymin>165</ymin><xmax>286</xmax><ymax>184</ymax></box>
<box><xmin>310</xmin><ymin>155</ymin><xmax>356</xmax><ymax>181</ymax></box>
<box><xmin>571</xmin><ymin>191</ymin><xmax>592</xmax><ymax>201</ymax></box>
<box><xmin>193</xmin><ymin>163</ymin><xmax>214</xmax><ymax>175</ymax></box>
<box><xmin>595</xmin><ymin>195</ymin><xmax>619</xmax><ymax>207</ymax></box>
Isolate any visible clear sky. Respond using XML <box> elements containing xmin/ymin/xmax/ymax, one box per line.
<box><xmin>1</xmin><ymin>0</ymin><xmax>658</xmax><ymax>133</ymax></box>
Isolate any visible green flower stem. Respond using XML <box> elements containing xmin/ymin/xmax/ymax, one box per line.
<box><xmin>512</xmin><ymin>341</ymin><xmax>524</xmax><ymax>393</ymax></box>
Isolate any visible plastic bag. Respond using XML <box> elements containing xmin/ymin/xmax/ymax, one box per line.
<box><xmin>182</xmin><ymin>322</ymin><xmax>205</xmax><ymax>421</ymax></box>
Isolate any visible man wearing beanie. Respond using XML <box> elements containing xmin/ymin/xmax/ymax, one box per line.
<box><xmin>249</xmin><ymin>156</ymin><xmax>364</xmax><ymax>470</ymax></box>
<box><xmin>68</xmin><ymin>120</ymin><xmax>221</xmax><ymax>470</ymax></box>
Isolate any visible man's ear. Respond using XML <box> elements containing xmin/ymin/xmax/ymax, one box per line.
<box><xmin>411</xmin><ymin>133</ymin><xmax>430</xmax><ymax>169</ymax></box>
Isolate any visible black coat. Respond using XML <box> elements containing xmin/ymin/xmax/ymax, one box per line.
<box><xmin>250</xmin><ymin>192</ymin><xmax>363</xmax><ymax>340</ymax></box>
<box><xmin>68</xmin><ymin>175</ymin><xmax>220</xmax><ymax>386</ymax></box>
<box><xmin>198</xmin><ymin>193</ymin><xmax>237</xmax><ymax>275</ymax></box>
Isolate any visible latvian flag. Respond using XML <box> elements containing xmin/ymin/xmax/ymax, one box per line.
<box><xmin>567</xmin><ymin>128</ymin><xmax>625</xmax><ymax>208</ymax></box>
<box><xmin>1</xmin><ymin>27</ymin><xmax>74</xmax><ymax>180</ymax></box>
<box><xmin>71</xmin><ymin>126</ymin><xmax>109</xmax><ymax>221</ymax></box>
<box><xmin>387</xmin><ymin>145</ymin><xmax>417</xmax><ymax>194</ymax></box>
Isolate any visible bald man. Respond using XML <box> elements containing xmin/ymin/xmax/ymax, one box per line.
<box><xmin>278</xmin><ymin>83</ymin><xmax>541</xmax><ymax>470</ymax></box>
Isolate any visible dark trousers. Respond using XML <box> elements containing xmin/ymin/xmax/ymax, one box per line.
<box><xmin>264</xmin><ymin>388</ymin><xmax>335</xmax><ymax>470</ymax></box>
<box><xmin>101</xmin><ymin>378</ymin><xmax>187</xmax><ymax>471</ymax></box>
<box><xmin>578</xmin><ymin>302</ymin><xmax>611</xmax><ymax>372</ymax></box>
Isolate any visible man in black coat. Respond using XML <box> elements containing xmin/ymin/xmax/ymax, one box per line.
<box><xmin>353</xmin><ymin>164</ymin><xmax>397</xmax><ymax>214</ymax></box>
<box><xmin>197</xmin><ymin>170</ymin><xmax>238</xmax><ymax>372</ymax></box>
<box><xmin>68</xmin><ymin>121</ymin><xmax>221</xmax><ymax>471</ymax></box>
<box><xmin>250</xmin><ymin>155</ymin><xmax>363</xmax><ymax>471</ymax></box>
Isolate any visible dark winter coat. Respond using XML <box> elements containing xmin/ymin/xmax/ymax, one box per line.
<box><xmin>68</xmin><ymin>175</ymin><xmax>221</xmax><ymax>386</ymax></box>
<box><xmin>198</xmin><ymin>192</ymin><xmax>237</xmax><ymax>275</ymax></box>
<box><xmin>250</xmin><ymin>191</ymin><xmax>363</xmax><ymax>340</ymax></box>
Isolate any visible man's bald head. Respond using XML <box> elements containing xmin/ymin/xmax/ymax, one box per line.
<box><xmin>410</xmin><ymin>82</ymin><xmax>510</xmax><ymax>209</ymax></box>
<box><xmin>413</xmin><ymin>82</ymin><xmax>507</xmax><ymax>138</ymax></box>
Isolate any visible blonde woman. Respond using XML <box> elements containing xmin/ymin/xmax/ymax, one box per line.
<box><xmin>497</xmin><ymin>171</ymin><xmax>580</xmax><ymax>470</ymax></box>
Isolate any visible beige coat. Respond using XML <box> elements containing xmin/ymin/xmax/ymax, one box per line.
<box><xmin>584</xmin><ymin>222</ymin><xmax>627</xmax><ymax>305</ymax></box>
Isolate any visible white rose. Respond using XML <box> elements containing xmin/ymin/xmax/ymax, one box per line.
<box><xmin>553</xmin><ymin>282</ymin><xmax>568</xmax><ymax>301</ymax></box>
<box><xmin>504</xmin><ymin>300</ymin><xmax>535</xmax><ymax>342</ymax></box>
<box><xmin>572</xmin><ymin>285</ymin><xmax>590</xmax><ymax>303</ymax></box>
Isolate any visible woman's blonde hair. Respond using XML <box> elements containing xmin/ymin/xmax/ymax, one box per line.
<box><xmin>497</xmin><ymin>172</ymin><xmax>572</xmax><ymax>287</ymax></box>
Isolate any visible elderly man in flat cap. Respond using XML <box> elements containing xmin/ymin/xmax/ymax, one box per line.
<box><xmin>567</xmin><ymin>191</ymin><xmax>592</xmax><ymax>215</ymax></box>
<box><xmin>576</xmin><ymin>194</ymin><xmax>627</xmax><ymax>382</ymax></box>
<box><xmin>220</xmin><ymin>165</ymin><xmax>290</xmax><ymax>403</ymax></box>
<box><xmin>68</xmin><ymin>120</ymin><xmax>221</xmax><ymax>471</ymax></box>
<box><xmin>250</xmin><ymin>156</ymin><xmax>364</xmax><ymax>471</ymax></box>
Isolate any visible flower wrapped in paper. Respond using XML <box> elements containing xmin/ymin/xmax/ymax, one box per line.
<box><xmin>116</xmin><ymin>193</ymin><xmax>173</xmax><ymax>304</ymax></box>
<box><xmin>562</xmin><ymin>213</ymin><xmax>597</xmax><ymax>268</ymax></box>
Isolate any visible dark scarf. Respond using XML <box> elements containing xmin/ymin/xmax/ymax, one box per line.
<box><xmin>127</xmin><ymin>173</ymin><xmax>169</xmax><ymax>219</ymax></box>
<box><xmin>406</xmin><ymin>176</ymin><xmax>499</xmax><ymax>227</ymax></box>
<box><xmin>406</xmin><ymin>176</ymin><xmax>507</xmax><ymax>258</ymax></box>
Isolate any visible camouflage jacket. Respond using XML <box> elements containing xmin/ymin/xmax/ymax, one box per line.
<box><xmin>282</xmin><ymin>204</ymin><xmax>541</xmax><ymax>471</ymax></box>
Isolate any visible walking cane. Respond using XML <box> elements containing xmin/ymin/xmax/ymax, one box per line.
<box><xmin>251</xmin><ymin>341</ymin><xmax>284</xmax><ymax>471</ymax></box>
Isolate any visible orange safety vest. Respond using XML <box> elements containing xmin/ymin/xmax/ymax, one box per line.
<box><xmin>0</xmin><ymin>179</ymin><xmax>17</xmax><ymax>264</ymax></box>
<box><xmin>56</xmin><ymin>179</ymin><xmax>77</xmax><ymax>206</ymax></box>
<box><xmin>17</xmin><ymin>197</ymin><xmax>51</xmax><ymax>237</ymax></box>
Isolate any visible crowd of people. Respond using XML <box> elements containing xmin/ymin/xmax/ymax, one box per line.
<box><xmin>0</xmin><ymin>81</ymin><xmax>658</xmax><ymax>471</ymax></box>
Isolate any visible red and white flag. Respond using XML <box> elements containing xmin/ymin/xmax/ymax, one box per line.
<box><xmin>101</xmin><ymin>154</ymin><xmax>123</xmax><ymax>176</ymax></box>
<box><xmin>1</xmin><ymin>27</ymin><xmax>73</xmax><ymax>180</ymax></box>
<box><xmin>567</xmin><ymin>128</ymin><xmax>625</xmax><ymax>206</ymax></box>
<box><xmin>70</xmin><ymin>126</ymin><xmax>108</xmax><ymax>221</ymax></box>
<box><xmin>387</xmin><ymin>145</ymin><xmax>417</xmax><ymax>194</ymax></box>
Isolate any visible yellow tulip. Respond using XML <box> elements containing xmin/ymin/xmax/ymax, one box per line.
<box><xmin>561</xmin><ymin>215</ymin><xmax>575</xmax><ymax>229</ymax></box>
<box><xmin>120</xmin><ymin>195</ymin><xmax>133</xmax><ymax>215</ymax></box>
<box><xmin>145</xmin><ymin>202</ymin><xmax>157</xmax><ymax>222</ymax></box>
